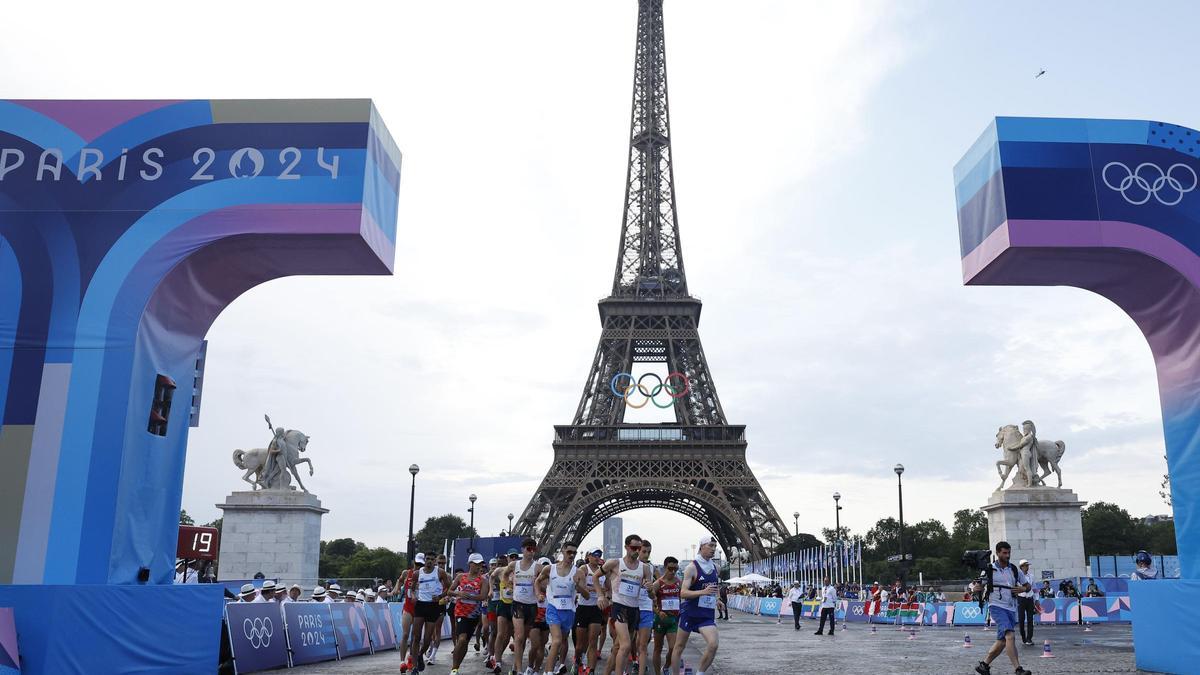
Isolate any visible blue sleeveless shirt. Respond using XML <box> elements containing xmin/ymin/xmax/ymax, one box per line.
<box><xmin>682</xmin><ymin>558</ymin><xmax>718</xmax><ymax>619</ymax></box>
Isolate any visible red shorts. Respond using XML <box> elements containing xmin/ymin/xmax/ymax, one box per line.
<box><xmin>404</xmin><ymin>597</ymin><xmax>415</xmax><ymax>614</ymax></box>
<box><xmin>536</xmin><ymin>605</ymin><xmax>547</xmax><ymax>622</ymax></box>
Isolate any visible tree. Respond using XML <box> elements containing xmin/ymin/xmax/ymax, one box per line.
<box><xmin>1082</xmin><ymin>502</ymin><xmax>1141</xmax><ymax>555</ymax></box>
<box><xmin>1161</xmin><ymin>456</ymin><xmax>1173</xmax><ymax>507</ymax></box>
<box><xmin>773</xmin><ymin>533</ymin><xmax>823</xmax><ymax>555</ymax></box>
<box><xmin>1146</xmin><ymin>520</ymin><xmax>1178</xmax><ymax>555</ymax></box>
<box><xmin>341</xmin><ymin>546</ymin><xmax>406</xmax><ymax>580</ymax></box>
<box><xmin>324</xmin><ymin>538</ymin><xmax>361</xmax><ymax>559</ymax></box>
<box><xmin>414</xmin><ymin>514</ymin><xmax>476</xmax><ymax>555</ymax></box>
<box><xmin>951</xmin><ymin>509</ymin><xmax>988</xmax><ymax>551</ymax></box>
<box><xmin>179</xmin><ymin>509</ymin><xmax>194</xmax><ymax>526</ymax></box>
<box><xmin>820</xmin><ymin>527</ymin><xmax>852</xmax><ymax>545</ymax></box>
<box><xmin>203</xmin><ymin>517</ymin><xmax>223</xmax><ymax>537</ymax></box>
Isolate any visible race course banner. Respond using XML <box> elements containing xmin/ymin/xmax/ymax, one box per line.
<box><xmin>363</xmin><ymin>603</ymin><xmax>397</xmax><ymax>651</ymax></box>
<box><xmin>226</xmin><ymin>603</ymin><xmax>288</xmax><ymax>674</ymax></box>
<box><xmin>330</xmin><ymin>603</ymin><xmax>372</xmax><ymax>657</ymax></box>
<box><xmin>284</xmin><ymin>603</ymin><xmax>337</xmax><ymax>666</ymax></box>
<box><xmin>844</xmin><ymin>601</ymin><xmax>870</xmax><ymax>623</ymax></box>
<box><xmin>952</xmin><ymin>602</ymin><xmax>986</xmax><ymax>625</ymax></box>
<box><xmin>388</xmin><ymin>602</ymin><xmax>411</xmax><ymax>644</ymax></box>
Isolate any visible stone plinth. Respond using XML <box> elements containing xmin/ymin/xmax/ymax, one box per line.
<box><xmin>216</xmin><ymin>490</ymin><xmax>327</xmax><ymax>582</ymax></box>
<box><xmin>981</xmin><ymin>487</ymin><xmax>1086</xmax><ymax>580</ymax></box>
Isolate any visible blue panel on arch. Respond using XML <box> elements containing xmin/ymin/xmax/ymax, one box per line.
<box><xmin>0</xmin><ymin>583</ymin><xmax>224</xmax><ymax>674</ymax></box>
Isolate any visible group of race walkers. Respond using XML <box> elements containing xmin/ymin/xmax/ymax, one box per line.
<box><xmin>392</xmin><ymin>534</ymin><xmax>722</xmax><ymax>675</ymax></box>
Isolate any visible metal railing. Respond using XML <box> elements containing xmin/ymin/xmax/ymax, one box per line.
<box><xmin>553</xmin><ymin>425</ymin><xmax>746</xmax><ymax>444</ymax></box>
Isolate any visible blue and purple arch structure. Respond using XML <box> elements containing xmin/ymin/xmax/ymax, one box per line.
<box><xmin>955</xmin><ymin>116</ymin><xmax>1200</xmax><ymax>672</ymax></box>
<box><xmin>0</xmin><ymin>99</ymin><xmax>399</xmax><ymax>672</ymax></box>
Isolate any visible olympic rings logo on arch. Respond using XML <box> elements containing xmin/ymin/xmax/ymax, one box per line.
<box><xmin>610</xmin><ymin>372</ymin><xmax>690</xmax><ymax>409</ymax></box>
<box><xmin>1102</xmin><ymin>161</ymin><xmax>1197</xmax><ymax>206</ymax></box>
<box><xmin>243</xmin><ymin>616</ymin><xmax>274</xmax><ymax>648</ymax></box>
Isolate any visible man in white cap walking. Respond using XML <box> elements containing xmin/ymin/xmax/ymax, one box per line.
<box><xmin>1016</xmin><ymin>560</ymin><xmax>1037</xmax><ymax>645</ymax></box>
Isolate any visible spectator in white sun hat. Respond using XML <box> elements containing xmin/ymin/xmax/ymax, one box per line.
<box><xmin>239</xmin><ymin>583</ymin><xmax>258</xmax><ymax>602</ymax></box>
<box><xmin>256</xmin><ymin>580</ymin><xmax>276</xmax><ymax>603</ymax></box>
<box><xmin>328</xmin><ymin>583</ymin><xmax>342</xmax><ymax>600</ymax></box>
<box><xmin>311</xmin><ymin>586</ymin><xmax>328</xmax><ymax>602</ymax></box>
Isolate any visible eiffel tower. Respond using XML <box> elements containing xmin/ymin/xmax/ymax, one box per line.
<box><xmin>513</xmin><ymin>0</ymin><xmax>790</xmax><ymax>559</ymax></box>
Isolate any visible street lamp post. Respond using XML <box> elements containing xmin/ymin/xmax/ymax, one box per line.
<box><xmin>406</xmin><ymin>464</ymin><xmax>420</xmax><ymax>565</ymax></box>
<box><xmin>792</xmin><ymin>511</ymin><xmax>799</xmax><ymax>537</ymax></box>
<box><xmin>468</xmin><ymin>494</ymin><xmax>477</xmax><ymax>553</ymax></box>
<box><xmin>507</xmin><ymin>513</ymin><xmax>514</xmax><ymax>536</ymax></box>
<box><xmin>833</xmin><ymin>492</ymin><xmax>842</xmax><ymax>539</ymax></box>
<box><xmin>894</xmin><ymin>463</ymin><xmax>906</xmax><ymax>580</ymax></box>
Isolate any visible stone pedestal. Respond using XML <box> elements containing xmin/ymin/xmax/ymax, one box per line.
<box><xmin>981</xmin><ymin>487</ymin><xmax>1086</xmax><ymax>580</ymax></box>
<box><xmin>216</xmin><ymin>490</ymin><xmax>327</xmax><ymax>582</ymax></box>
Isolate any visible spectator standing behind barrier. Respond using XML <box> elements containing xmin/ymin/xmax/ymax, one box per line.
<box><xmin>814</xmin><ymin>576</ymin><xmax>837</xmax><ymax>636</ymax></box>
<box><xmin>787</xmin><ymin>583</ymin><xmax>805</xmax><ymax>631</ymax></box>
<box><xmin>974</xmin><ymin>541</ymin><xmax>1032</xmax><ymax>675</ymax></box>
<box><xmin>1015</xmin><ymin>560</ymin><xmax>1037</xmax><ymax>646</ymax></box>
<box><xmin>1085</xmin><ymin>578</ymin><xmax>1104</xmax><ymax>597</ymax></box>
<box><xmin>717</xmin><ymin>583</ymin><xmax>729</xmax><ymax>620</ymax></box>
<box><xmin>1038</xmin><ymin>581</ymin><xmax>1054</xmax><ymax>599</ymax></box>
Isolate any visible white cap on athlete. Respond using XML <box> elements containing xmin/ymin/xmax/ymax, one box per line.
<box><xmin>698</xmin><ymin>535</ymin><xmax>717</xmax><ymax>547</ymax></box>
<box><xmin>468</xmin><ymin>553</ymin><xmax>485</xmax><ymax>564</ymax></box>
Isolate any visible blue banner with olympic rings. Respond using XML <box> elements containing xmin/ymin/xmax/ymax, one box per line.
<box><xmin>226</xmin><ymin>602</ymin><xmax>289</xmax><ymax>673</ymax></box>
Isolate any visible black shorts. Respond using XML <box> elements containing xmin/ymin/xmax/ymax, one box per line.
<box><xmin>575</xmin><ymin>605</ymin><xmax>603</xmax><ymax>627</ymax></box>
<box><xmin>456</xmin><ymin>616</ymin><xmax>480</xmax><ymax>636</ymax></box>
<box><xmin>512</xmin><ymin>601</ymin><xmax>538</xmax><ymax>624</ymax></box>
<box><xmin>534</xmin><ymin>621</ymin><xmax>549</xmax><ymax>632</ymax></box>
<box><xmin>612</xmin><ymin>603</ymin><xmax>640</xmax><ymax>627</ymax></box>
<box><xmin>497</xmin><ymin>602</ymin><xmax>513</xmax><ymax>620</ymax></box>
<box><xmin>414</xmin><ymin>600</ymin><xmax>441</xmax><ymax>622</ymax></box>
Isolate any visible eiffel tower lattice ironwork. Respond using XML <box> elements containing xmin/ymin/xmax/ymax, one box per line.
<box><xmin>513</xmin><ymin>0</ymin><xmax>791</xmax><ymax>559</ymax></box>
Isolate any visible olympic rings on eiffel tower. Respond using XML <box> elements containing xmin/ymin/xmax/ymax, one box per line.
<box><xmin>610</xmin><ymin>372</ymin><xmax>690</xmax><ymax>409</ymax></box>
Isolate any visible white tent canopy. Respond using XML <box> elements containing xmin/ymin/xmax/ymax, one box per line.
<box><xmin>730</xmin><ymin>573</ymin><xmax>774</xmax><ymax>584</ymax></box>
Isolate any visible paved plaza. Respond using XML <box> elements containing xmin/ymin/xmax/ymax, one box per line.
<box><xmin>291</xmin><ymin>613</ymin><xmax>1147</xmax><ymax>674</ymax></box>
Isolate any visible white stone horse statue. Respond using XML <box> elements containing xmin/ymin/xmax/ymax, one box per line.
<box><xmin>232</xmin><ymin>429</ymin><xmax>313</xmax><ymax>492</ymax></box>
<box><xmin>994</xmin><ymin>423</ymin><xmax>1066</xmax><ymax>489</ymax></box>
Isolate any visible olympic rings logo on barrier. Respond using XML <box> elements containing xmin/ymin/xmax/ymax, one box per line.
<box><xmin>244</xmin><ymin>616</ymin><xmax>274</xmax><ymax>648</ymax></box>
<box><xmin>851</xmin><ymin>605</ymin><xmax>864</xmax><ymax>615</ymax></box>
<box><xmin>610</xmin><ymin>372</ymin><xmax>690</xmax><ymax>409</ymax></box>
<box><xmin>958</xmin><ymin>605</ymin><xmax>981</xmax><ymax>619</ymax></box>
<box><xmin>1102</xmin><ymin>161</ymin><xmax>1198</xmax><ymax>206</ymax></box>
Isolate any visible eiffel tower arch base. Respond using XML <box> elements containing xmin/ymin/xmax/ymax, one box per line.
<box><xmin>514</xmin><ymin>430</ymin><xmax>790</xmax><ymax>560</ymax></box>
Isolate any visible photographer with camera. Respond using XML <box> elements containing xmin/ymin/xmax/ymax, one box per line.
<box><xmin>972</xmin><ymin>541</ymin><xmax>1032</xmax><ymax>675</ymax></box>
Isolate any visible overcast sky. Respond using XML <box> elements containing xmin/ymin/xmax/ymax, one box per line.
<box><xmin>4</xmin><ymin>1</ymin><xmax>1191</xmax><ymax>564</ymax></box>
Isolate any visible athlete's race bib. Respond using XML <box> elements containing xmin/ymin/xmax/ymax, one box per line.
<box><xmin>661</xmin><ymin>598</ymin><xmax>680</xmax><ymax>611</ymax></box>
<box><xmin>553</xmin><ymin>594</ymin><xmax>574</xmax><ymax>610</ymax></box>
<box><xmin>698</xmin><ymin>594</ymin><xmax>717</xmax><ymax>609</ymax></box>
<box><xmin>619</xmin><ymin>579</ymin><xmax>640</xmax><ymax>598</ymax></box>
<box><xmin>502</xmin><ymin>587</ymin><xmax>513</xmax><ymax>600</ymax></box>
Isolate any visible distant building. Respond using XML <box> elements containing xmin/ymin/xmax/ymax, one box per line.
<box><xmin>603</xmin><ymin>518</ymin><xmax>623</xmax><ymax>559</ymax></box>
<box><xmin>1142</xmin><ymin>514</ymin><xmax>1174</xmax><ymax>525</ymax></box>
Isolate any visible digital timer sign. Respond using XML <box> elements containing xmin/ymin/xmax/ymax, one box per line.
<box><xmin>177</xmin><ymin>525</ymin><xmax>219</xmax><ymax>560</ymax></box>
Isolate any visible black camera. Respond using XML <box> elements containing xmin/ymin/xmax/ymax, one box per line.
<box><xmin>961</xmin><ymin>549</ymin><xmax>992</xmax><ymax>571</ymax></box>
